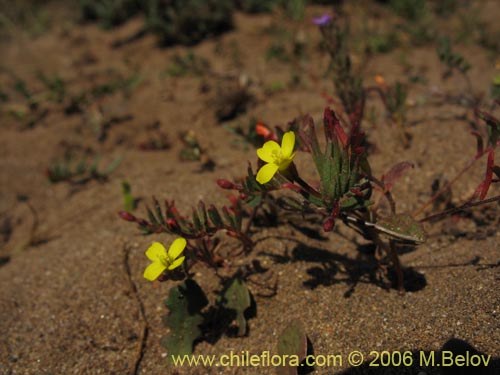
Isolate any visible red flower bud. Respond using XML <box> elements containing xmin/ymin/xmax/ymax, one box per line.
<box><xmin>166</xmin><ymin>218</ymin><xmax>178</xmax><ymax>228</ymax></box>
<box><xmin>228</xmin><ymin>195</ymin><xmax>240</xmax><ymax>207</ymax></box>
<box><xmin>118</xmin><ymin>211</ymin><xmax>136</xmax><ymax>222</ymax></box>
<box><xmin>323</xmin><ymin>217</ymin><xmax>335</xmax><ymax>232</ymax></box>
<box><xmin>217</xmin><ymin>179</ymin><xmax>236</xmax><ymax>190</ymax></box>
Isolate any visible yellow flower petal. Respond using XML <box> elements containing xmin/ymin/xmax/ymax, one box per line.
<box><xmin>257</xmin><ymin>141</ymin><xmax>280</xmax><ymax>163</ymax></box>
<box><xmin>168</xmin><ymin>256</ymin><xmax>185</xmax><ymax>270</ymax></box>
<box><xmin>145</xmin><ymin>242</ymin><xmax>167</xmax><ymax>262</ymax></box>
<box><xmin>143</xmin><ymin>261</ymin><xmax>167</xmax><ymax>281</ymax></box>
<box><xmin>167</xmin><ymin>237</ymin><xmax>187</xmax><ymax>260</ymax></box>
<box><xmin>281</xmin><ymin>131</ymin><xmax>295</xmax><ymax>158</ymax></box>
<box><xmin>256</xmin><ymin>163</ymin><xmax>279</xmax><ymax>184</ymax></box>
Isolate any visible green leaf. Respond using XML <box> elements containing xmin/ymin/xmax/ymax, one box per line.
<box><xmin>162</xmin><ymin>279</ymin><xmax>208</xmax><ymax>361</ymax></box>
<box><xmin>222</xmin><ymin>278</ymin><xmax>251</xmax><ymax>337</ymax></box>
<box><xmin>207</xmin><ymin>205</ymin><xmax>223</xmax><ymax>227</ymax></box>
<box><xmin>375</xmin><ymin>213</ymin><xmax>427</xmax><ymax>244</ymax></box>
<box><xmin>277</xmin><ymin>320</ymin><xmax>308</xmax><ymax>375</ymax></box>
<box><xmin>103</xmin><ymin>155</ymin><xmax>122</xmax><ymax>175</ymax></box>
<box><xmin>146</xmin><ymin>206</ymin><xmax>159</xmax><ymax>225</ymax></box>
<box><xmin>192</xmin><ymin>208</ymin><xmax>202</xmax><ymax>230</ymax></box>
<box><xmin>198</xmin><ymin>201</ymin><xmax>208</xmax><ymax>228</ymax></box>
<box><xmin>153</xmin><ymin>197</ymin><xmax>165</xmax><ymax>224</ymax></box>
<box><xmin>121</xmin><ymin>181</ymin><xmax>135</xmax><ymax>212</ymax></box>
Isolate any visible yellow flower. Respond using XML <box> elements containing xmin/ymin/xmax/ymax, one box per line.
<box><xmin>143</xmin><ymin>238</ymin><xmax>186</xmax><ymax>281</ymax></box>
<box><xmin>256</xmin><ymin>131</ymin><xmax>296</xmax><ymax>184</ymax></box>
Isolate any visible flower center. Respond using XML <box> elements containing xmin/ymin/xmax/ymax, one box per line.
<box><xmin>158</xmin><ymin>253</ymin><xmax>170</xmax><ymax>266</ymax></box>
<box><xmin>272</xmin><ymin>149</ymin><xmax>283</xmax><ymax>164</ymax></box>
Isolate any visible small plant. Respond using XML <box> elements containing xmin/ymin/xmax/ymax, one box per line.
<box><xmin>117</xmin><ymin>4</ymin><xmax>500</xmax><ymax>364</ymax></box>
<box><xmin>178</xmin><ymin>130</ymin><xmax>215</xmax><ymax>171</ymax></box>
<box><xmin>318</xmin><ymin>14</ymin><xmax>364</xmax><ymax>125</ymax></box>
<box><xmin>370</xmin><ymin>76</ymin><xmax>411</xmax><ymax>145</ymax></box>
<box><xmin>36</xmin><ymin>71</ymin><xmax>66</xmax><ymax>103</ymax></box>
<box><xmin>137</xmin><ymin>128</ymin><xmax>170</xmax><ymax>151</ymax></box>
<box><xmin>437</xmin><ymin>36</ymin><xmax>471</xmax><ymax>78</ymax></box>
<box><xmin>120</xmin><ymin>99</ymin><xmax>500</xmax><ymax>358</ymax></box>
<box><xmin>121</xmin><ymin>181</ymin><xmax>137</xmax><ymax>212</ymax></box>
<box><xmin>47</xmin><ymin>154</ymin><xmax>122</xmax><ymax>184</ymax></box>
<box><xmin>166</xmin><ymin>51</ymin><xmax>210</xmax><ymax>77</ymax></box>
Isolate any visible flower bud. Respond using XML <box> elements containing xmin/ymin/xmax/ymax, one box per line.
<box><xmin>118</xmin><ymin>211</ymin><xmax>136</xmax><ymax>222</ymax></box>
<box><xmin>166</xmin><ymin>218</ymin><xmax>178</xmax><ymax>228</ymax></box>
<box><xmin>323</xmin><ymin>217</ymin><xmax>335</xmax><ymax>232</ymax></box>
<box><xmin>217</xmin><ymin>179</ymin><xmax>236</xmax><ymax>190</ymax></box>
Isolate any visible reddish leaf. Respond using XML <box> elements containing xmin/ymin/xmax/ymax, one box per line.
<box><xmin>474</xmin><ymin>151</ymin><xmax>495</xmax><ymax>200</ymax></box>
<box><xmin>324</xmin><ymin>107</ymin><xmax>347</xmax><ymax>147</ymax></box>
<box><xmin>382</xmin><ymin>161</ymin><xmax>414</xmax><ymax>191</ymax></box>
<box><xmin>321</xmin><ymin>92</ymin><xmax>336</xmax><ymax>105</ymax></box>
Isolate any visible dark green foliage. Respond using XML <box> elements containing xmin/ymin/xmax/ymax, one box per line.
<box><xmin>301</xmin><ymin>109</ymin><xmax>372</xmax><ymax>213</ymax></box>
<box><xmin>162</xmin><ymin>279</ymin><xmax>208</xmax><ymax>359</ymax></box>
<box><xmin>145</xmin><ymin>0</ymin><xmax>233</xmax><ymax>46</ymax></box>
<box><xmin>79</xmin><ymin>0</ymin><xmax>141</xmax><ymax>28</ymax></box>
<box><xmin>221</xmin><ymin>278</ymin><xmax>251</xmax><ymax>336</ymax></box>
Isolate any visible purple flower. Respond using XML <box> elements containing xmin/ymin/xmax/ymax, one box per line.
<box><xmin>312</xmin><ymin>13</ymin><xmax>333</xmax><ymax>26</ymax></box>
